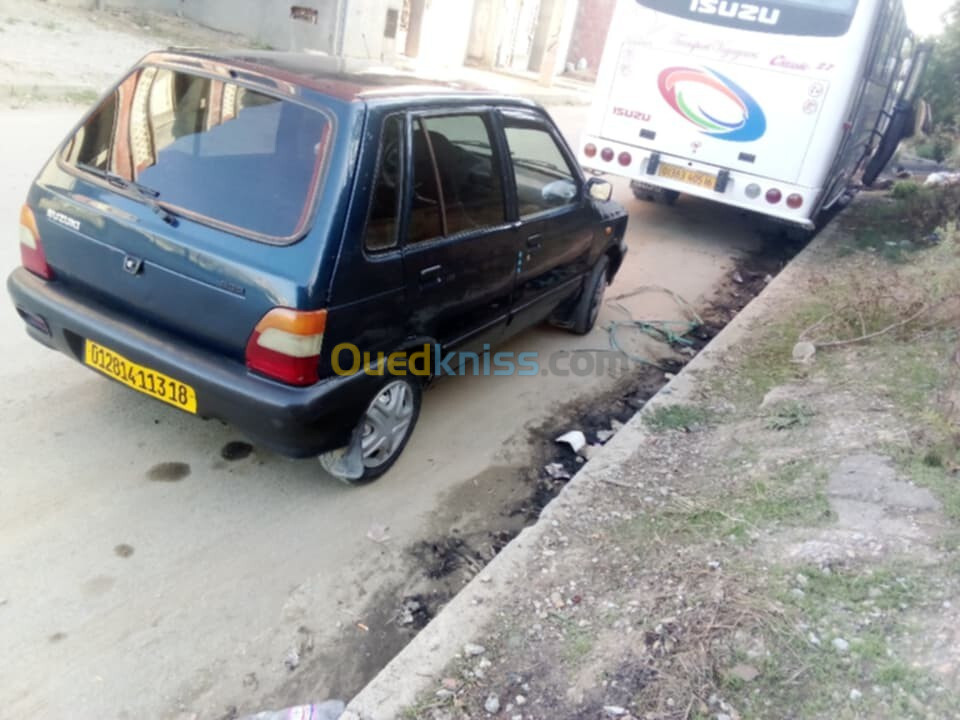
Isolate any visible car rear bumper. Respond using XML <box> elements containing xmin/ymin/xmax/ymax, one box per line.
<box><xmin>7</xmin><ymin>268</ymin><xmax>377</xmax><ymax>458</ymax></box>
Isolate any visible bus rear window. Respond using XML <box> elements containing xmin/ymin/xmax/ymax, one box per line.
<box><xmin>62</xmin><ymin>66</ymin><xmax>330</xmax><ymax>242</ymax></box>
<box><xmin>636</xmin><ymin>0</ymin><xmax>859</xmax><ymax>37</ymax></box>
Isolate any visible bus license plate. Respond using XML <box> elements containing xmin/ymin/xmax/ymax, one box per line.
<box><xmin>84</xmin><ymin>339</ymin><xmax>197</xmax><ymax>414</ymax></box>
<box><xmin>657</xmin><ymin>163</ymin><xmax>717</xmax><ymax>190</ymax></box>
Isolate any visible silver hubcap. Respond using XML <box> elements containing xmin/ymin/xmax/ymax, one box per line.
<box><xmin>360</xmin><ymin>380</ymin><xmax>415</xmax><ymax>469</ymax></box>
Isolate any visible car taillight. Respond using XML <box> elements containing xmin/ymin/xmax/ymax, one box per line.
<box><xmin>584</xmin><ymin>143</ymin><xmax>597</xmax><ymax>158</ymax></box>
<box><xmin>601</xmin><ymin>147</ymin><xmax>614</xmax><ymax>162</ymax></box>
<box><xmin>618</xmin><ymin>151</ymin><xmax>632</xmax><ymax>167</ymax></box>
<box><xmin>766</xmin><ymin>189</ymin><xmax>783</xmax><ymax>204</ymax></box>
<box><xmin>786</xmin><ymin>193</ymin><xmax>804</xmax><ymax>209</ymax></box>
<box><xmin>245</xmin><ymin>308</ymin><xmax>327</xmax><ymax>386</ymax></box>
<box><xmin>19</xmin><ymin>205</ymin><xmax>53</xmax><ymax>279</ymax></box>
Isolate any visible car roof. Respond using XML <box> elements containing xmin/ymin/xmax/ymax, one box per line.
<box><xmin>147</xmin><ymin>49</ymin><xmax>540</xmax><ymax>110</ymax></box>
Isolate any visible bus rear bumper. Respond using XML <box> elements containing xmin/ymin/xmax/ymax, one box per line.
<box><xmin>580</xmin><ymin>140</ymin><xmax>819</xmax><ymax>230</ymax></box>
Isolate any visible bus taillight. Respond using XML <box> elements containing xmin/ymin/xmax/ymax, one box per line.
<box><xmin>766</xmin><ymin>189</ymin><xmax>783</xmax><ymax>204</ymax></box>
<box><xmin>618</xmin><ymin>152</ymin><xmax>632</xmax><ymax>167</ymax></box>
<box><xmin>584</xmin><ymin>143</ymin><xmax>597</xmax><ymax>158</ymax></box>
<box><xmin>601</xmin><ymin>148</ymin><xmax>615</xmax><ymax>162</ymax></box>
<box><xmin>787</xmin><ymin>194</ymin><xmax>804</xmax><ymax>209</ymax></box>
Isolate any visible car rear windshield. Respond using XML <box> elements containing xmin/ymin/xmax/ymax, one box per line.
<box><xmin>636</xmin><ymin>0</ymin><xmax>860</xmax><ymax>37</ymax></box>
<box><xmin>61</xmin><ymin>65</ymin><xmax>331</xmax><ymax>242</ymax></box>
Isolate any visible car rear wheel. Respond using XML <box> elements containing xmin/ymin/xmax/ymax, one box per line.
<box><xmin>570</xmin><ymin>256</ymin><xmax>610</xmax><ymax>335</ymax></box>
<box><xmin>320</xmin><ymin>376</ymin><xmax>422</xmax><ymax>484</ymax></box>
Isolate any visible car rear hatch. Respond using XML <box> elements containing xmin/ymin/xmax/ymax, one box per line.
<box><xmin>600</xmin><ymin>41</ymin><xmax>831</xmax><ymax>183</ymax></box>
<box><xmin>32</xmin><ymin>62</ymin><xmax>334</xmax><ymax>359</ymax></box>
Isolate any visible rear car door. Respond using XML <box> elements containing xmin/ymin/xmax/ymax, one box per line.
<box><xmin>499</xmin><ymin>109</ymin><xmax>594</xmax><ymax>329</ymax></box>
<box><xmin>401</xmin><ymin>110</ymin><xmax>517</xmax><ymax>351</ymax></box>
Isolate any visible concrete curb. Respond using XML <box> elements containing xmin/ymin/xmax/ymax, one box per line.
<box><xmin>342</xmin><ymin>212</ymin><xmax>844</xmax><ymax>720</ymax></box>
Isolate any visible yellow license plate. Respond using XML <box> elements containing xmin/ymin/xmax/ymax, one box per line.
<box><xmin>657</xmin><ymin>162</ymin><xmax>717</xmax><ymax>189</ymax></box>
<box><xmin>84</xmin><ymin>340</ymin><xmax>197</xmax><ymax>414</ymax></box>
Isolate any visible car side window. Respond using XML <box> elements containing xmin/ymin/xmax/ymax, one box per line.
<box><xmin>502</xmin><ymin>115</ymin><xmax>579</xmax><ymax>218</ymax></box>
<box><xmin>407</xmin><ymin>113</ymin><xmax>505</xmax><ymax>243</ymax></box>
<box><xmin>408</xmin><ymin>118</ymin><xmax>445</xmax><ymax>244</ymax></box>
<box><xmin>363</xmin><ymin>114</ymin><xmax>404</xmax><ymax>252</ymax></box>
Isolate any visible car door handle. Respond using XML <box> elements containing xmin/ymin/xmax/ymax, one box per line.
<box><xmin>526</xmin><ymin>234</ymin><xmax>543</xmax><ymax>250</ymax></box>
<box><xmin>419</xmin><ymin>264</ymin><xmax>444</xmax><ymax>289</ymax></box>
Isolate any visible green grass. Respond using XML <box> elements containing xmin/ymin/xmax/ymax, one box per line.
<box><xmin>724</xmin><ymin>565</ymin><xmax>958</xmax><ymax>719</ymax></box>
<box><xmin>550</xmin><ymin>613</ymin><xmax>596</xmax><ymax>666</ymax></box>
<box><xmin>837</xmin><ymin>194</ymin><xmax>943</xmax><ymax>263</ymax></box>
<box><xmin>644</xmin><ymin>404</ymin><xmax>713</xmax><ymax>432</ymax></box>
<box><xmin>563</xmin><ymin>625</ymin><xmax>595</xmax><ymax>665</ymax></box>
<box><xmin>906</xmin><ymin>458</ymin><xmax>960</xmax><ymax>522</ymax></box>
<box><xmin>765</xmin><ymin>400</ymin><xmax>816</xmax><ymax>431</ymax></box>
<box><xmin>787</xmin><ymin>566</ymin><xmax>917</xmax><ymax>613</ymax></box>
<box><xmin>62</xmin><ymin>89</ymin><xmax>100</xmax><ymax>106</ymax></box>
<box><xmin>733</xmin><ymin>461</ymin><xmax>831</xmax><ymax>528</ymax></box>
<box><xmin>620</xmin><ymin>459</ymin><xmax>831</xmax><ymax>546</ymax></box>
<box><xmin>712</xmin><ymin>302</ymin><xmax>833</xmax><ymax>407</ymax></box>
<box><xmin>864</xmin><ymin>329</ymin><xmax>960</xmax><ymax>521</ymax></box>
<box><xmin>873</xmin><ymin>337</ymin><xmax>951</xmax><ymax>415</ymax></box>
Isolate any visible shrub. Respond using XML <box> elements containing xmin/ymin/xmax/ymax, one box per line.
<box><xmin>914</xmin><ymin>133</ymin><xmax>957</xmax><ymax>163</ymax></box>
<box><xmin>891</xmin><ymin>180</ymin><xmax>922</xmax><ymax>200</ymax></box>
<box><xmin>893</xmin><ymin>183</ymin><xmax>960</xmax><ymax>233</ymax></box>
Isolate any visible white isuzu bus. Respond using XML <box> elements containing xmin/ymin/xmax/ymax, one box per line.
<box><xmin>579</xmin><ymin>0</ymin><xmax>929</xmax><ymax>229</ymax></box>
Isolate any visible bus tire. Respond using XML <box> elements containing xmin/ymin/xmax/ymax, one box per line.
<box><xmin>661</xmin><ymin>189</ymin><xmax>680</xmax><ymax>206</ymax></box>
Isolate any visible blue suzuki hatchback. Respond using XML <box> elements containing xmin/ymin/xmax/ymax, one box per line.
<box><xmin>8</xmin><ymin>50</ymin><xmax>628</xmax><ymax>482</ymax></box>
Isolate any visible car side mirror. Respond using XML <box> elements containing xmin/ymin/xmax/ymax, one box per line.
<box><xmin>541</xmin><ymin>179</ymin><xmax>578</xmax><ymax>205</ymax></box>
<box><xmin>586</xmin><ymin>177</ymin><xmax>613</xmax><ymax>203</ymax></box>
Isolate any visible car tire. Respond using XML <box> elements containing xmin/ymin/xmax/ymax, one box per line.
<box><xmin>322</xmin><ymin>375</ymin><xmax>422</xmax><ymax>484</ymax></box>
<box><xmin>570</xmin><ymin>256</ymin><xmax>610</xmax><ymax>336</ymax></box>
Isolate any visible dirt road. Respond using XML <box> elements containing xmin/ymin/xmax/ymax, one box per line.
<box><xmin>0</xmin><ymin>97</ymin><xmax>777</xmax><ymax>718</ymax></box>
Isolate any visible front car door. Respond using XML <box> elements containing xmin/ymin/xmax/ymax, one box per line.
<box><xmin>499</xmin><ymin>108</ymin><xmax>594</xmax><ymax>331</ymax></box>
<box><xmin>401</xmin><ymin>109</ymin><xmax>518</xmax><ymax>353</ymax></box>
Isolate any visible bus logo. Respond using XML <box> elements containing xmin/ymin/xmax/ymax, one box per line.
<box><xmin>657</xmin><ymin>66</ymin><xmax>767</xmax><ymax>143</ymax></box>
<box><xmin>688</xmin><ymin>1</ymin><xmax>781</xmax><ymax>26</ymax></box>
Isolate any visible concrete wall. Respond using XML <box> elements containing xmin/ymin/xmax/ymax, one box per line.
<box><xmin>50</xmin><ymin>0</ymin><xmax>484</xmax><ymax>66</ymax></box>
<box><xmin>564</xmin><ymin>0</ymin><xmax>615</xmax><ymax>76</ymax></box>
<box><xmin>340</xmin><ymin>0</ymin><xmax>402</xmax><ymax>61</ymax></box>
<box><xmin>415</xmin><ymin>0</ymin><xmax>475</xmax><ymax>67</ymax></box>
<box><xmin>465</xmin><ymin>0</ymin><xmax>577</xmax><ymax>79</ymax></box>
<box><xmin>174</xmin><ymin>0</ymin><xmax>340</xmax><ymax>54</ymax></box>
<box><xmin>51</xmin><ymin>0</ymin><xmax>403</xmax><ymax>58</ymax></box>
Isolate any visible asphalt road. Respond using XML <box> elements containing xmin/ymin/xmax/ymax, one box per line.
<box><xmin>0</xmin><ymin>105</ymin><xmax>765</xmax><ymax>719</ymax></box>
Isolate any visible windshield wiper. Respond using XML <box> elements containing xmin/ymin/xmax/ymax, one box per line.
<box><xmin>76</xmin><ymin>163</ymin><xmax>179</xmax><ymax>226</ymax></box>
